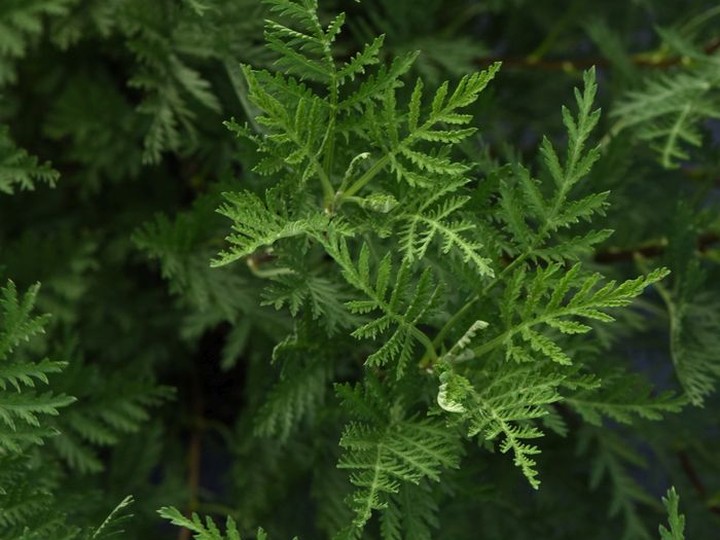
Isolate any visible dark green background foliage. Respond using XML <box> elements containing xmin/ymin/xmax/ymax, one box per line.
<box><xmin>1</xmin><ymin>0</ymin><xmax>719</xmax><ymax>538</ymax></box>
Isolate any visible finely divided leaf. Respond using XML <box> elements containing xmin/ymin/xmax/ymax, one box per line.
<box><xmin>213</xmin><ymin>191</ymin><xmax>329</xmax><ymax>266</ymax></box>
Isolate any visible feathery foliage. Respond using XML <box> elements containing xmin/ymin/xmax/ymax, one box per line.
<box><xmin>324</xmin><ymin>238</ymin><xmax>440</xmax><ymax>377</ymax></box>
<box><xmin>159</xmin><ymin>506</ymin><xmax>288</xmax><ymax>540</ymax></box>
<box><xmin>659</xmin><ymin>487</ymin><xmax>686</xmax><ymax>540</ymax></box>
<box><xmin>0</xmin><ymin>127</ymin><xmax>59</xmax><ymax>195</ymax></box>
<box><xmin>2</xmin><ymin>0</ymin><xmax>720</xmax><ymax>538</ymax></box>
<box><xmin>613</xmin><ymin>26</ymin><xmax>720</xmax><ymax>169</ymax></box>
<box><xmin>0</xmin><ymin>0</ymin><xmax>73</xmax><ymax>85</ymax></box>
<box><xmin>0</xmin><ymin>281</ymin><xmax>74</xmax><ymax>453</ymax></box>
<box><xmin>336</xmin><ymin>380</ymin><xmax>461</xmax><ymax>536</ymax></box>
<box><xmin>651</xmin><ymin>215</ymin><xmax>720</xmax><ymax>405</ymax></box>
<box><xmin>579</xmin><ymin>427</ymin><xmax>658</xmax><ymax>540</ymax></box>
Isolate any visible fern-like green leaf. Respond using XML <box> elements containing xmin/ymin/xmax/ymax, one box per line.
<box><xmin>669</xmin><ymin>295</ymin><xmax>720</xmax><ymax>406</ymax></box>
<box><xmin>0</xmin><ymin>126</ymin><xmax>59</xmax><ymax>195</ymax></box>
<box><xmin>160</xmin><ymin>506</ymin><xmax>293</xmax><ymax>540</ymax></box>
<box><xmin>566</xmin><ymin>370</ymin><xmax>686</xmax><ymax>425</ymax></box>
<box><xmin>540</xmin><ymin>68</ymin><xmax>601</xmax><ymax>191</ymax></box>
<box><xmin>337</xmin><ymin>35</ymin><xmax>385</xmax><ymax>85</ymax></box>
<box><xmin>0</xmin><ymin>457</ymin><xmax>57</xmax><ymax>530</ymax></box>
<box><xmin>659</xmin><ymin>487</ymin><xmax>685</xmax><ymax>540</ymax></box>
<box><xmin>0</xmin><ymin>281</ymin><xmax>75</xmax><ymax>453</ymax></box>
<box><xmin>379</xmin><ymin>480</ymin><xmax>439</xmax><ymax>540</ymax></box>
<box><xmin>254</xmin><ymin>353</ymin><xmax>331</xmax><ymax>442</ymax></box>
<box><xmin>262</xmin><ymin>271</ymin><xmax>359</xmax><ymax>333</ymax></box>
<box><xmin>134</xmin><ymin>213</ymin><xmax>252</xmax><ymax>320</ymax></box>
<box><xmin>396</xmin><ymin>179</ymin><xmax>494</xmax><ymax>276</ymax></box>
<box><xmin>614</xmin><ymin>65</ymin><xmax>720</xmax><ymax>168</ymax></box>
<box><xmin>263</xmin><ymin>0</ymin><xmax>336</xmax><ymax>83</ymax></box>
<box><xmin>370</xmin><ymin>63</ymin><xmax>500</xmax><ymax>189</ymax></box>
<box><xmin>336</xmin><ymin>383</ymin><xmax>460</xmax><ymax>534</ymax></box>
<box><xmin>161</xmin><ymin>506</ymin><xmax>277</xmax><ymax>540</ymax></box>
<box><xmin>653</xmin><ymin>221</ymin><xmax>720</xmax><ymax>406</ymax></box>
<box><xmin>496</xmin><ymin>69</ymin><xmax>611</xmax><ymax>262</ymax></box>
<box><xmin>0</xmin><ymin>282</ymin><xmax>48</xmax><ymax>361</ymax></box>
<box><xmin>338</xmin><ymin>52</ymin><xmax>417</xmax><ymax>113</ymax></box>
<box><xmin>323</xmin><ymin>238</ymin><xmax>439</xmax><ymax>377</ymax></box>
<box><xmin>50</xmin><ymin>363</ymin><xmax>170</xmax><ymax>473</ymax></box>
<box><xmin>480</xmin><ymin>264</ymin><xmax>669</xmax><ymax>365</ymax></box>
<box><xmin>436</xmin><ymin>362</ymin><xmax>566</xmax><ymax>489</ymax></box>
<box><xmin>88</xmin><ymin>496</ymin><xmax>134</xmax><ymax>540</ymax></box>
<box><xmin>127</xmin><ymin>14</ymin><xmax>221</xmax><ymax>163</ymax></box>
<box><xmin>213</xmin><ymin>191</ymin><xmax>330</xmax><ymax>267</ymax></box>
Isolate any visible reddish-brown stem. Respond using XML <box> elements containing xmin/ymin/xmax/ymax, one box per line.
<box><xmin>179</xmin><ymin>377</ymin><xmax>204</xmax><ymax>540</ymax></box>
<box><xmin>677</xmin><ymin>451</ymin><xmax>720</xmax><ymax>516</ymax></box>
<box><xmin>474</xmin><ymin>37</ymin><xmax>720</xmax><ymax>72</ymax></box>
<box><xmin>594</xmin><ymin>232</ymin><xmax>718</xmax><ymax>264</ymax></box>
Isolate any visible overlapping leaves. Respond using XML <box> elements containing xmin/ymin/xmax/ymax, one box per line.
<box><xmin>0</xmin><ymin>282</ymin><xmax>74</xmax><ymax>453</ymax></box>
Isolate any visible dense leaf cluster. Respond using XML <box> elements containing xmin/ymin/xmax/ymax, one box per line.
<box><xmin>1</xmin><ymin>0</ymin><xmax>719</xmax><ymax>539</ymax></box>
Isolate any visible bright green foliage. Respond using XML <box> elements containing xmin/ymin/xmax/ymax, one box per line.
<box><xmin>396</xmin><ymin>177</ymin><xmax>494</xmax><ymax>275</ymax></box>
<box><xmin>490</xmin><ymin>263</ymin><xmax>669</xmax><ymax>366</ymax></box>
<box><xmin>420</xmin><ymin>73</ymin><xmax>673</xmax><ymax>489</ymax></box>
<box><xmin>213</xmin><ymin>191</ymin><xmax>332</xmax><ymax>266</ymax></box>
<box><xmin>496</xmin><ymin>68</ymin><xmax>612</xmax><ymax>262</ymax></box>
<box><xmin>0</xmin><ymin>281</ymin><xmax>136</xmax><ymax>540</ymax></box>
<box><xmin>365</xmin><ymin>66</ymin><xmax>500</xmax><ymax>191</ymax></box>
<box><xmin>435</xmin><ymin>362</ymin><xmax>566</xmax><ymax>489</ymax></box>
<box><xmin>324</xmin><ymin>238</ymin><xmax>439</xmax><ymax>377</ymax></box>
<box><xmin>335</xmin><ymin>381</ymin><xmax>461</xmax><ymax>536</ymax></box>
<box><xmin>0</xmin><ymin>281</ymin><xmax>74</xmax><ymax>453</ymax></box>
<box><xmin>207</xmin><ymin>0</ymin><xmax>690</xmax><ymax>534</ymax></box>
<box><xmin>159</xmin><ymin>506</ymin><xmax>288</xmax><ymax>540</ymax></box>
<box><xmin>2</xmin><ymin>0</ymin><xmax>720</xmax><ymax>538</ymax></box>
<box><xmin>659</xmin><ymin>487</ymin><xmax>685</xmax><ymax>540</ymax></box>
<box><xmin>261</xmin><ymin>271</ymin><xmax>357</xmax><ymax>333</ymax></box>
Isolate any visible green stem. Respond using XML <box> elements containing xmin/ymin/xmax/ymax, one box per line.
<box><xmin>321</xmin><ymin>76</ymin><xmax>339</xmax><ymax>208</ymax></box>
<box><xmin>305</xmin><ymin>154</ymin><xmax>334</xmax><ymax>207</ymax></box>
<box><xmin>413</xmin><ymin>327</ymin><xmax>439</xmax><ymax>363</ymax></box>
<box><xmin>430</xmin><ymin>252</ymin><xmax>529</xmax><ymax>353</ymax></box>
<box><xmin>338</xmin><ymin>154</ymin><xmax>391</xmax><ymax>201</ymax></box>
<box><xmin>423</xmin><ymin>183</ymin><xmax>585</xmax><ymax>367</ymax></box>
<box><xmin>471</xmin><ymin>328</ymin><xmax>513</xmax><ymax>358</ymax></box>
<box><xmin>425</xmin><ymin>167</ymin><xmax>570</xmax><ymax>368</ymax></box>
